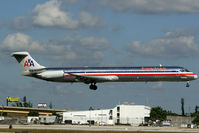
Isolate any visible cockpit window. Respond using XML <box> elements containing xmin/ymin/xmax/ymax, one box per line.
<box><xmin>185</xmin><ymin>69</ymin><xmax>190</xmax><ymax>72</ymax></box>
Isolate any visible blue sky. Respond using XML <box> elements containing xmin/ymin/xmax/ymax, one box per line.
<box><xmin>0</xmin><ymin>0</ymin><xmax>199</xmax><ymax>113</ymax></box>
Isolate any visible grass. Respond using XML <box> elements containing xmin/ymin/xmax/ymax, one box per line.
<box><xmin>0</xmin><ymin>128</ymin><xmax>193</xmax><ymax>133</ymax></box>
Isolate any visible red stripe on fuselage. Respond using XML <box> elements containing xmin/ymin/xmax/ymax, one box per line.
<box><xmin>64</xmin><ymin>73</ymin><xmax>196</xmax><ymax>77</ymax></box>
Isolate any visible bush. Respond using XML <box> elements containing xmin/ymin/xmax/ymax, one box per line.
<box><xmin>28</xmin><ymin>111</ymin><xmax>39</xmax><ymax>116</ymax></box>
<box><xmin>150</xmin><ymin>106</ymin><xmax>167</xmax><ymax>121</ymax></box>
<box><xmin>192</xmin><ymin>116</ymin><xmax>199</xmax><ymax>125</ymax></box>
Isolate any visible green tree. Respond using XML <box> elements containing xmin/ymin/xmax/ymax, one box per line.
<box><xmin>150</xmin><ymin>106</ymin><xmax>167</xmax><ymax>121</ymax></box>
<box><xmin>195</xmin><ymin>105</ymin><xmax>199</xmax><ymax>114</ymax></box>
<box><xmin>89</xmin><ymin>106</ymin><xmax>94</xmax><ymax>110</ymax></box>
<box><xmin>2</xmin><ymin>112</ymin><xmax>7</xmax><ymax>116</ymax></box>
<box><xmin>23</xmin><ymin>96</ymin><xmax>32</xmax><ymax>107</ymax></box>
<box><xmin>192</xmin><ymin>116</ymin><xmax>199</xmax><ymax>125</ymax></box>
<box><xmin>49</xmin><ymin>102</ymin><xmax>53</xmax><ymax>109</ymax></box>
<box><xmin>0</xmin><ymin>112</ymin><xmax>7</xmax><ymax>116</ymax></box>
<box><xmin>28</xmin><ymin>111</ymin><xmax>39</xmax><ymax>116</ymax></box>
<box><xmin>52</xmin><ymin>111</ymin><xmax>60</xmax><ymax>117</ymax></box>
<box><xmin>181</xmin><ymin>98</ymin><xmax>185</xmax><ymax>116</ymax></box>
<box><xmin>23</xmin><ymin>96</ymin><xmax>27</xmax><ymax>107</ymax></box>
<box><xmin>15</xmin><ymin>102</ymin><xmax>23</xmax><ymax>107</ymax></box>
<box><xmin>12</xmin><ymin>96</ymin><xmax>33</xmax><ymax>108</ymax></box>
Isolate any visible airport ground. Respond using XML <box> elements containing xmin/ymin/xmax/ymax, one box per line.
<box><xmin>0</xmin><ymin>125</ymin><xmax>199</xmax><ymax>133</ymax></box>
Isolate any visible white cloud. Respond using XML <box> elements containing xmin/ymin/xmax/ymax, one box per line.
<box><xmin>164</xmin><ymin>29</ymin><xmax>197</xmax><ymax>37</ymax></box>
<box><xmin>4</xmin><ymin>0</ymin><xmax>106</xmax><ymax>31</ymax></box>
<box><xmin>0</xmin><ymin>32</ymin><xmax>110</xmax><ymax>66</ymax></box>
<box><xmin>79</xmin><ymin>11</ymin><xmax>106</xmax><ymax>29</ymax></box>
<box><xmin>80</xmin><ymin>36</ymin><xmax>109</xmax><ymax>50</ymax></box>
<box><xmin>126</xmin><ymin>29</ymin><xmax>199</xmax><ymax>59</ymax></box>
<box><xmin>1</xmin><ymin>33</ymin><xmax>40</xmax><ymax>51</ymax></box>
<box><xmin>31</xmin><ymin>0</ymin><xmax>105</xmax><ymax>30</ymax></box>
<box><xmin>33</xmin><ymin>0</ymin><xmax>78</xmax><ymax>29</ymax></box>
<box><xmin>101</xmin><ymin>0</ymin><xmax>199</xmax><ymax>14</ymax></box>
<box><xmin>63</xmin><ymin>0</ymin><xmax>78</xmax><ymax>4</ymax></box>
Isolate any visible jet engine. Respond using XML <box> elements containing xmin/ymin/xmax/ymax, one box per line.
<box><xmin>38</xmin><ymin>71</ymin><xmax>64</xmax><ymax>79</ymax></box>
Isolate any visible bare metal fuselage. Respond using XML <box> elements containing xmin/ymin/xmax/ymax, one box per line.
<box><xmin>32</xmin><ymin>66</ymin><xmax>197</xmax><ymax>83</ymax></box>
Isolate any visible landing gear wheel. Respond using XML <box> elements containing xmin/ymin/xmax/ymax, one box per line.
<box><xmin>186</xmin><ymin>81</ymin><xmax>190</xmax><ymax>87</ymax></box>
<box><xmin>89</xmin><ymin>83</ymin><xmax>97</xmax><ymax>90</ymax></box>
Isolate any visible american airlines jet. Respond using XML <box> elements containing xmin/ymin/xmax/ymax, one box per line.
<box><xmin>11</xmin><ymin>51</ymin><xmax>197</xmax><ymax>90</ymax></box>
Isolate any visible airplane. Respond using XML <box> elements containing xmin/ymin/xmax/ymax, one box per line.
<box><xmin>11</xmin><ymin>51</ymin><xmax>198</xmax><ymax>90</ymax></box>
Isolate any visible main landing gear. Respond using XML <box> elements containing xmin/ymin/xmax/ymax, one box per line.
<box><xmin>89</xmin><ymin>83</ymin><xmax>97</xmax><ymax>90</ymax></box>
<box><xmin>186</xmin><ymin>81</ymin><xmax>190</xmax><ymax>87</ymax></box>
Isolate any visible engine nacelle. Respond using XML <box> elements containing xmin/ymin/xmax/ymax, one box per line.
<box><xmin>38</xmin><ymin>71</ymin><xmax>64</xmax><ymax>79</ymax></box>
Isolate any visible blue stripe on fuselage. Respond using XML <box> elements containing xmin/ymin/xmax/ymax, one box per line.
<box><xmin>44</xmin><ymin>66</ymin><xmax>184</xmax><ymax>71</ymax></box>
<box><xmin>63</xmin><ymin>71</ymin><xmax>179</xmax><ymax>73</ymax></box>
<box><xmin>39</xmin><ymin>66</ymin><xmax>185</xmax><ymax>74</ymax></box>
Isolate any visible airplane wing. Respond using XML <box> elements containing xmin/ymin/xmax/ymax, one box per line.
<box><xmin>67</xmin><ymin>73</ymin><xmax>119</xmax><ymax>84</ymax></box>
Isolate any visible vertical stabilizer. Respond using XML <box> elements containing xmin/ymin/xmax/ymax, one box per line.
<box><xmin>11</xmin><ymin>51</ymin><xmax>45</xmax><ymax>70</ymax></box>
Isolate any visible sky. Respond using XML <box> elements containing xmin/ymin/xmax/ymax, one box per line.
<box><xmin>0</xmin><ymin>0</ymin><xmax>199</xmax><ymax>113</ymax></box>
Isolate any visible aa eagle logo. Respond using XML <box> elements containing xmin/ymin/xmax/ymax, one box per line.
<box><xmin>24</xmin><ymin>59</ymin><xmax>34</xmax><ymax>67</ymax></box>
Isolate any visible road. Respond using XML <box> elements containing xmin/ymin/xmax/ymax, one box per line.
<box><xmin>0</xmin><ymin>125</ymin><xmax>199</xmax><ymax>133</ymax></box>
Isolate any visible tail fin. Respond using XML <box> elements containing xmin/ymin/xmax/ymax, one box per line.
<box><xmin>11</xmin><ymin>51</ymin><xmax>45</xmax><ymax>70</ymax></box>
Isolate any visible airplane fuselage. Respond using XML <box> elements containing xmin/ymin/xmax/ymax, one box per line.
<box><xmin>32</xmin><ymin>66</ymin><xmax>197</xmax><ymax>83</ymax></box>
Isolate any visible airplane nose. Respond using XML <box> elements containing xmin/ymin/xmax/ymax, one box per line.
<box><xmin>194</xmin><ymin>74</ymin><xmax>198</xmax><ymax>79</ymax></box>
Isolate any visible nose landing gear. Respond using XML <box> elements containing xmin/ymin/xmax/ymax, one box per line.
<box><xmin>186</xmin><ymin>81</ymin><xmax>190</xmax><ymax>87</ymax></box>
<box><xmin>89</xmin><ymin>83</ymin><xmax>97</xmax><ymax>90</ymax></box>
